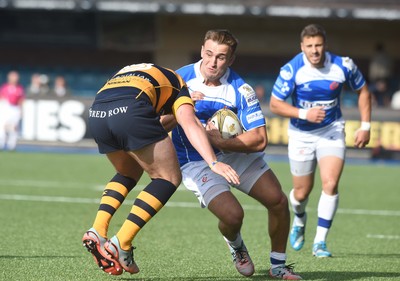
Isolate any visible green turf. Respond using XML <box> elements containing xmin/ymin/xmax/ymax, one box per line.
<box><xmin>0</xmin><ymin>151</ymin><xmax>399</xmax><ymax>280</ymax></box>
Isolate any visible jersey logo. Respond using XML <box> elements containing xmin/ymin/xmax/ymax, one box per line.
<box><xmin>280</xmin><ymin>81</ymin><xmax>290</xmax><ymax>93</ymax></box>
<box><xmin>246</xmin><ymin>111</ymin><xmax>264</xmax><ymax>123</ymax></box>
<box><xmin>300</xmin><ymin>83</ymin><xmax>312</xmax><ymax>92</ymax></box>
<box><xmin>240</xmin><ymin>84</ymin><xmax>258</xmax><ymax>107</ymax></box>
<box><xmin>280</xmin><ymin>64</ymin><xmax>294</xmax><ymax>80</ymax></box>
<box><xmin>329</xmin><ymin>81</ymin><xmax>339</xmax><ymax>90</ymax></box>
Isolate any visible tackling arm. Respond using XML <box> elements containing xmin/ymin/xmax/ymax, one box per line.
<box><xmin>175</xmin><ymin>104</ymin><xmax>240</xmax><ymax>185</ymax></box>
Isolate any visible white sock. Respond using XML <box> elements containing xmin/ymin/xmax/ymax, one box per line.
<box><xmin>270</xmin><ymin>251</ymin><xmax>286</xmax><ymax>268</ymax></box>
<box><xmin>223</xmin><ymin>233</ymin><xmax>243</xmax><ymax>249</ymax></box>
<box><xmin>290</xmin><ymin>189</ymin><xmax>308</xmax><ymax>227</ymax></box>
<box><xmin>314</xmin><ymin>191</ymin><xmax>339</xmax><ymax>243</ymax></box>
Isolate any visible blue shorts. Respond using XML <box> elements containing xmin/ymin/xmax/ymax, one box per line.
<box><xmin>88</xmin><ymin>97</ymin><xmax>168</xmax><ymax>154</ymax></box>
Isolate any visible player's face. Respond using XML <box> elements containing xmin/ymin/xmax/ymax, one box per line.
<box><xmin>200</xmin><ymin>40</ymin><xmax>234</xmax><ymax>86</ymax></box>
<box><xmin>301</xmin><ymin>35</ymin><xmax>326</xmax><ymax>68</ymax></box>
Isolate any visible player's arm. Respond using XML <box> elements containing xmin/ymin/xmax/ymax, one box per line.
<box><xmin>269</xmin><ymin>95</ymin><xmax>325</xmax><ymax>123</ymax></box>
<box><xmin>206</xmin><ymin>123</ymin><xmax>267</xmax><ymax>153</ymax></box>
<box><xmin>175</xmin><ymin>103</ymin><xmax>240</xmax><ymax>185</ymax></box>
<box><xmin>354</xmin><ymin>84</ymin><xmax>372</xmax><ymax>148</ymax></box>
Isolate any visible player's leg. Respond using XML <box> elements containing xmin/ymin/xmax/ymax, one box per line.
<box><xmin>82</xmin><ymin>151</ymin><xmax>143</xmax><ymax>275</ymax></box>
<box><xmin>180</xmin><ymin>157</ymin><xmax>254</xmax><ymax>277</ymax></box>
<box><xmin>242</xmin><ymin>157</ymin><xmax>302</xmax><ymax>280</ymax></box>
<box><xmin>92</xmin><ymin>151</ymin><xmax>144</xmax><ymax>238</ymax></box>
<box><xmin>105</xmin><ymin>136</ymin><xmax>180</xmax><ymax>273</ymax></box>
<box><xmin>208</xmin><ymin>190</ymin><xmax>255</xmax><ymax>277</ymax></box>
<box><xmin>287</xmin><ymin>129</ymin><xmax>318</xmax><ymax>252</ymax></box>
<box><xmin>5</xmin><ymin>107</ymin><xmax>21</xmax><ymax>150</ymax></box>
<box><xmin>312</xmin><ymin>155</ymin><xmax>344</xmax><ymax>257</ymax></box>
<box><xmin>312</xmin><ymin>121</ymin><xmax>345</xmax><ymax>257</ymax></box>
<box><xmin>289</xmin><ymin>162</ymin><xmax>315</xmax><ymax>251</ymax></box>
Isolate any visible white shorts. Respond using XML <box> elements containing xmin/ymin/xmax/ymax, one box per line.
<box><xmin>181</xmin><ymin>152</ymin><xmax>269</xmax><ymax>208</ymax></box>
<box><xmin>0</xmin><ymin>102</ymin><xmax>21</xmax><ymax>129</ymax></box>
<box><xmin>288</xmin><ymin>119</ymin><xmax>346</xmax><ymax>176</ymax></box>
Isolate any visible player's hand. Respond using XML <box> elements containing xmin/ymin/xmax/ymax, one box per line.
<box><xmin>190</xmin><ymin>91</ymin><xmax>205</xmax><ymax>102</ymax></box>
<box><xmin>205</xmin><ymin>121</ymin><xmax>223</xmax><ymax>147</ymax></box>
<box><xmin>210</xmin><ymin>161</ymin><xmax>240</xmax><ymax>185</ymax></box>
<box><xmin>354</xmin><ymin>129</ymin><xmax>370</xmax><ymax>148</ymax></box>
<box><xmin>306</xmin><ymin>106</ymin><xmax>325</xmax><ymax>123</ymax></box>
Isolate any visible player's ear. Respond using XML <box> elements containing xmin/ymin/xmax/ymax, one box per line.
<box><xmin>200</xmin><ymin>45</ymin><xmax>205</xmax><ymax>58</ymax></box>
<box><xmin>228</xmin><ymin>54</ymin><xmax>236</xmax><ymax>66</ymax></box>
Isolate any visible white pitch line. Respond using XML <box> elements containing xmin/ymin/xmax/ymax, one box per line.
<box><xmin>367</xmin><ymin>234</ymin><xmax>400</xmax><ymax>239</ymax></box>
<box><xmin>0</xmin><ymin>179</ymin><xmax>183</xmax><ymax>191</ymax></box>
<box><xmin>0</xmin><ymin>194</ymin><xmax>399</xmax><ymax>217</ymax></box>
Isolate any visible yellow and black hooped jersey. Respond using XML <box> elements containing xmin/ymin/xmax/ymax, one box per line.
<box><xmin>96</xmin><ymin>63</ymin><xmax>193</xmax><ymax>116</ymax></box>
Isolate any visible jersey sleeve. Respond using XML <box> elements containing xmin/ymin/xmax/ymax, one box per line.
<box><xmin>341</xmin><ymin>57</ymin><xmax>366</xmax><ymax>91</ymax></box>
<box><xmin>237</xmin><ymin>82</ymin><xmax>266</xmax><ymax>131</ymax></box>
<box><xmin>171</xmin><ymin>77</ymin><xmax>194</xmax><ymax>117</ymax></box>
<box><xmin>271</xmin><ymin>63</ymin><xmax>296</xmax><ymax>101</ymax></box>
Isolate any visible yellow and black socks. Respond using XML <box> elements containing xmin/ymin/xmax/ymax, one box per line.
<box><xmin>116</xmin><ymin>178</ymin><xmax>177</xmax><ymax>250</ymax></box>
<box><xmin>93</xmin><ymin>173</ymin><xmax>137</xmax><ymax>238</ymax></box>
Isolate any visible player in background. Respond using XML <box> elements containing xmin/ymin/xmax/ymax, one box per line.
<box><xmin>269</xmin><ymin>24</ymin><xmax>371</xmax><ymax>257</ymax></box>
<box><xmin>168</xmin><ymin>29</ymin><xmax>302</xmax><ymax>280</ymax></box>
<box><xmin>0</xmin><ymin>70</ymin><xmax>25</xmax><ymax>151</ymax></box>
<box><xmin>82</xmin><ymin>63</ymin><xmax>240</xmax><ymax>275</ymax></box>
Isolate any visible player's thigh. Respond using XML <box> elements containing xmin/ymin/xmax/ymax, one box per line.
<box><xmin>249</xmin><ymin>169</ymin><xmax>287</xmax><ymax>208</ymax></box>
<box><xmin>181</xmin><ymin>160</ymin><xmax>229</xmax><ymax>208</ymax></box>
<box><xmin>316</xmin><ymin>126</ymin><xmax>345</xmax><ymax>193</ymax></box>
<box><xmin>128</xmin><ymin>136</ymin><xmax>181</xmax><ymax>186</ymax></box>
<box><xmin>318</xmin><ymin>156</ymin><xmax>344</xmax><ymax>194</ymax></box>
<box><xmin>106</xmin><ymin>150</ymin><xmax>144</xmax><ymax>181</ymax></box>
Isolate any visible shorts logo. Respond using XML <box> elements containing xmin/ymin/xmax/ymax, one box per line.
<box><xmin>89</xmin><ymin>106</ymin><xmax>128</xmax><ymax>118</ymax></box>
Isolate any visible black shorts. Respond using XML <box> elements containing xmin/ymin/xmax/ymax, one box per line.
<box><xmin>88</xmin><ymin>97</ymin><xmax>168</xmax><ymax>154</ymax></box>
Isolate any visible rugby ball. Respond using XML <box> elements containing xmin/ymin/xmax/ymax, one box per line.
<box><xmin>210</xmin><ymin>108</ymin><xmax>243</xmax><ymax>139</ymax></box>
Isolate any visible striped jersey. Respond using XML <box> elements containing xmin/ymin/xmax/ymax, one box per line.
<box><xmin>271</xmin><ymin>52</ymin><xmax>366</xmax><ymax>131</ymax></box>
<box><xmin>96</xmin><ymin>63</ymin><xmax>193</xmax><ymax>116</ymax></box>
<box><xmin>172</xmin><ymin>60</ymin><xmax>266</xmax><ymax>166</ymax></box>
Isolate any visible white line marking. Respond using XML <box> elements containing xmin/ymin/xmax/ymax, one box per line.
<box><xmin>0</xmin><ymin>194</ymin><xmax>399</xmax><ymax>217</ymax></box>
<box><xmin>367</xmin><ymin>234</ymin><xmax>400</xmax><ymax>239</ymax></box>
<box><xmin>0</xmin><ymin>180</ymin><xmax>183</xmax><ymax>191</ymax></box>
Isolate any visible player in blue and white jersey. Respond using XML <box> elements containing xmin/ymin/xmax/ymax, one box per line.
<box><xmin>270</xmin><ymin>24</ymin><xmax>372</xmax><ymax>258</ymax></box>
<box><xmin>170</xmin><ymin>29</ymin><xmax>302</xmax><ymax>280</ymax></box>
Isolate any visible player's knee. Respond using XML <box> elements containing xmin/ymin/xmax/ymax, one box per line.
<box><xmin>164</xmin><ymin>173</ymin><xmax>182</xmax><ymax>187</ymax></box>
<box><xmin>267</xmin><ymin>191</ymin><xmax>289</xmax><ymax>212</ymax></box>
<box><xmin>322</xmin><ymin>179</ymin><xmax>339</xmax><ymax>193</ymax></box>
<box><xmin>225</xmin><ymin>208</ymin><xmax>244</xmax><ymax>227</ymax></box>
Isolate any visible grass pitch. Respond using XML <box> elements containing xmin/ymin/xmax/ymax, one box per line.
<box><xmin>0</xmin><ymin>151</ymin><xmax>399</xmax><ymax>280</ymax></box>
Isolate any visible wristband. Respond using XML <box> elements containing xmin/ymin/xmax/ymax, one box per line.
<box><xmin>360</xmin><ymin>121</ymin><xmax>371</xmax><ymax>131</ymax></box>
<box><xmin>209</xmin><ymin>161</ymin><xmax>218</xmax><ymax>169</ymax></box>
<box><xmin>298</xmin><ymin>109</ymin><xmax>308</xmax><ymax>120</ymax></box>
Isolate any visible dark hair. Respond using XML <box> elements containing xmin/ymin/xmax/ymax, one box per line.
<box><xmin>300</xmin><ymin>24</ymin><xmax>327</xmax><ymax>42</ymax></box>
<box><xmin>204</xmin><ymin>29</ymin><xmax>239</xmax><ymax>54</ymax></box>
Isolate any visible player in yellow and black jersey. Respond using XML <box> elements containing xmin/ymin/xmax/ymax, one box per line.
<box><xmin>82</xmin><ymin>63</ymin><xmax>240</xmax><ymax>276</ymax></box>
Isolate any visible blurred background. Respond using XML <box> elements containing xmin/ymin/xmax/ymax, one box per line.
<box><xmin>0</xmin><ymin>0</ymin><xmax>399</xmax><ymax>159</ymax></box>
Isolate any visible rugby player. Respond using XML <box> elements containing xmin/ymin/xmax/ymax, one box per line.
<box><xmin>269</xmin><ymin>24</ymin><xmax>372</xmax><ymax>257</ymax></box>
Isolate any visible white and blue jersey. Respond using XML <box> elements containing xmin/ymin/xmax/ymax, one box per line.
<box><xmin>172</xmin><ymin>60</ymin><xmax>266</xmax><ymax>166</ymax></box>
<box><xmin>271</xmin><ymin>52</ymin><xmax>366</xmax><ymax>131</ymax></box>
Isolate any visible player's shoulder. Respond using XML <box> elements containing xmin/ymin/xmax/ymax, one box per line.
<box><xmin>329</xmin><ymin>52</ymin><xmax>356</xmax><ymax>71</ymax></box>
<box><xmin>278</xmin><ymin>53</ymin><xmax>305</xmax><ymax>80</ymax></box>
<box><xmin>176</xmin><ymin>62</ymin><xmax>197</xmax><ymax>81</ymax></box>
